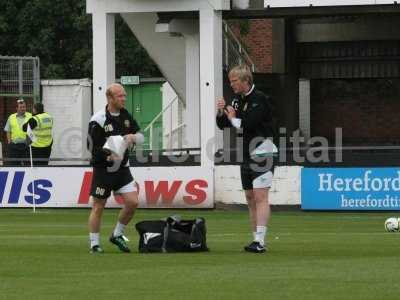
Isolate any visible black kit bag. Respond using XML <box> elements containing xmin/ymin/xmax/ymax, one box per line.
<box><xmin>135</xmin><ymin>215</ymin><xmax>209</xmax><ymax>253</ymax></box>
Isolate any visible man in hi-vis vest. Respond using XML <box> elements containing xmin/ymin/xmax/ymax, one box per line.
<box><xmin>22</xmin><ymin>102</ymin><xmax>53</xmax><ymax>166</ymax></box>
<box><xmin>3</xmin><ymin>99</ymin><xmax>32</xmax><ymax>166</ymax></box>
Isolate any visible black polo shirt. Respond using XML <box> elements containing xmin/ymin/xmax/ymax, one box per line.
<box><xmin>88</xmin><ymin>106</ymin><xmax>140</xmax><ymax>169</ymax></box>
<box><xmin>216</xmin><ymin>86</ymin><xmax>274</xmax><ymax>162</ymax></box>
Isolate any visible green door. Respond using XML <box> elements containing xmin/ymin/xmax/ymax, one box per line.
<box><xmin>124</xmin><ymin>83</ymin><xmax>163</xmax><ymax>150</ymax></box>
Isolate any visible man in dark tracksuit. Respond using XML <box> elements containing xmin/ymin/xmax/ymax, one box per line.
<box><xmin>216</xmin><ymin>65</ymin><xmax>275</xmax><ymax>253</ymax></box>
<box><xmin>87</xmin><ymin>83</ymin><xmax>144</xmax><ymax>254</ymax></box>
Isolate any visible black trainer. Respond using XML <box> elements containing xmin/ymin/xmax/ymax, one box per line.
<box><xmin>90</xmin><ymin>245</ymin><xmax>104</xmax><ymax>254</ymax></box>
<box><xmin>109</xmin><ymin>235</ymin><xmax>131</xmax><ymax>253</ymax></box>
<box><xmin>244</xmin><ymin>241</ymin><xmax>266</xmax><ymax>253</ymax></box>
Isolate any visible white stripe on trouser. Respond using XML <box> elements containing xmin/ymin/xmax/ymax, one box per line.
<box><xmin>252</xmin><ymin>171</ymin><xmax>273</xmax><ymax>189</ymax></box>
<box><xmin>115</xmin><ymin>181</ymin><xmax>138</xmax><ymax>194</ymax></box>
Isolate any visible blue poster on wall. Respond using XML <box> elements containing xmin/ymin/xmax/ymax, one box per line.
<box><xmin>301</xmin><ymin>168</ymin><xmax>400</xmax><ymax>210</ymax></box>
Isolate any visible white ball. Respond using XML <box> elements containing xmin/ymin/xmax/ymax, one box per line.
<box><xmin>384</xmin><ymin>217</ymin><xmax>399</xmax><ymax>232</ymax></box>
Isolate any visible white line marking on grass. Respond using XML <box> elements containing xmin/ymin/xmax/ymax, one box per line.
<box><xmin>208</xmin><ymin>233</ymin><xmax>238</xmax><ymax>237</ymax></box>
<box><xmin>0</xmin><ymin>235</ymin><xmax>88</xmax><ymax>239</ymax></box>
<box><xmin>0</xmin><ymin>224</ymin><xmax>115</xmax><ymax>228</ymax></box>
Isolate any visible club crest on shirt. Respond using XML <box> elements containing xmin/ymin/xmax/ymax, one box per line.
<box><xmin>104</xmin><ymin>124</ymin><xmax>113</xmax><ymax>132</ymax></box>
<box><xmin>124</xmin><ymin>120</ymin><xmax>130</xmax><ymax>128</ymax></box>
<box><xmin>231</xmin><ymin>98</ymin><xmax>240</xmax><ymax>111</ymax></box>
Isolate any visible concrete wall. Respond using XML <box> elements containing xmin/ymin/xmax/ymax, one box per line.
<box><xmin>215</xmin><ymin>165</ymin><xmax>302</xmax><ymax>205</ymax></box>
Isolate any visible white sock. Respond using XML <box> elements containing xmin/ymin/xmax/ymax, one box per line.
<box><xmin>253</xmin><ymin>232</ymin><xmax>257</xmax><ymax>241</ymax></box>
<box><xmin>113</xmin><ymin>222</ymin><xmax>126</xmax><ymax>237</ymax></box>
<box><xmin>255</xmin><ymin>226</ymin><xmax>267</xmax><ymax>246</ymax></box>
<box><xmin>90</xmin><ymin>232</ymin><xmax>100</xmax><ymax>248</ymax></box>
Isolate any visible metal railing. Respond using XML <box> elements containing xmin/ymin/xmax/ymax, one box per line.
<box><xmin>222</xmin><ymin>21</ymin><xmax>256</xmax><ymax>72</ymax></box>
<box><xmin>0</xmin><ymin>56</ymin><xmax>40</xmax><ymax>101</ymax></box>
<box><xmin>142</xmin><ymin>95</ymin><xmax>186</xmax><ymax>151</ymax></box>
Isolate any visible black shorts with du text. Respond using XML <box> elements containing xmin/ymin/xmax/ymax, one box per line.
<box><xmin>90</xmin><ymin>167</ymin><xmax>133</xmax><ymax>199</ymax></box>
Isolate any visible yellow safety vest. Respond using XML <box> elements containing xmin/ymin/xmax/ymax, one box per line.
<box><xmin>9</xmin><ymin>112</ymin><xmax>32</xmax><ymax>143</ymax></box>
<box><xmin>31</xmin><ymin>112</ymin><xmax>53</xmax><ymax>148</ymax></box>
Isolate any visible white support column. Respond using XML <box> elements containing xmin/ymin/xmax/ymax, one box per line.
<box><xmin>92</xmin><ymin>12</ymin><xmax>116</xmax><ymax>112</ymax></box>
<box><xmin>199</xmin><ymin>7</ymin><xmax>223</xmax><ymax>168</ymax></box>
<box><xmin>185</xmin><ymin>33</ymin><xmax>200</xmax><ymax>148</ymax></box>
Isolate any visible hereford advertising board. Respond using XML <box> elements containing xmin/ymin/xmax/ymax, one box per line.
<box><xmin>301</xmin><ymin>168</ymin><xmax>400</xmax><ymax>210</ymax></box>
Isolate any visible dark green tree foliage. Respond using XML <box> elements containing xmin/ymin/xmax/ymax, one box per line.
<box><xmin>0</xmin><ymin>0</ymin><xmax>160</xmax><ymax>79</ymax></box>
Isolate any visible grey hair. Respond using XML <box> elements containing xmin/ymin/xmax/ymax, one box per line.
<box><xmin>229</xmin><ymin>65</ymin><xmax>253</xmax><ymax>86</ymax></box>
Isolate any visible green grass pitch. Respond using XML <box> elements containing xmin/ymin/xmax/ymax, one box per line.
<box><xmin>1</xmin><ymin>209</ymin><xmax>400</xmax><ymax>300</ymax></box>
